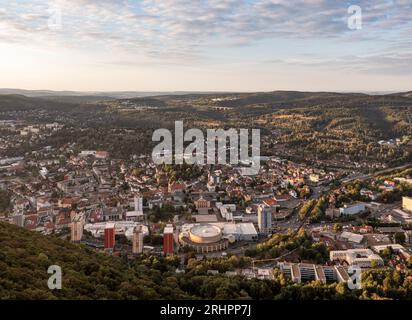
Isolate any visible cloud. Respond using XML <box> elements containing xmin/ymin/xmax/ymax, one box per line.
<box><xmin>0</xmin><ymin>0</ymin><xmax>411</xmax><ymax>69</ymax></box>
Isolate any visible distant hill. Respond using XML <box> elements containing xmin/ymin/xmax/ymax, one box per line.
<box><xmin>0</xmin><ymin>88</ymin><xmax>222</xmax><ymax>99</ymax></box>
<box><xmin>37</xmin><ymin>95</ymin><xmax>113</xmax><ymax>104</ymax></box>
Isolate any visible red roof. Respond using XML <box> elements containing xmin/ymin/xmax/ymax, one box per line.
<box><xmin>274</xmin><ymin>195</ymin><xmax>290</xmax><ymax>201</ymax></box>
<box><xmin>170</xmin><ymin>182</ymin><xmax>185</xmax><ymax>192</ymax></box>
<box><xmin>262</xmin><ymin>198</ymin><xmax>278</xmax><ymax>207</ymax></box>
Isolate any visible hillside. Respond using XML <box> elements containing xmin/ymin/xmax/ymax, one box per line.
<box><xmin>0</xmin><ymin>222</ymin><xmax>190</xmax><ymax>299</ymax></box>
<box><xmin>1</xmin><ymin>222</ymin><xmax>412</xmax><ymax>300</ymax></box>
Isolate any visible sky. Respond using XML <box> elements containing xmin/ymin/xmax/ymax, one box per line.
<box><xmin>0</xmin><ymin>0</ymin><xmax>411</xmax><ymax>92</ymax></box>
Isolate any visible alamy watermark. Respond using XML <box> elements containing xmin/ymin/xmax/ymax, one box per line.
<box><xmin>348</xmin><ymin>5</ymin><xmax>362</xmax><ymax>30</ymax></box>
<box><xmin>347</xmin><ymin>266</ymin><xmax>362</xmax><ymax>290</ymax></box>
<box><xmin>47</xmin><ymin>265</ymin><xmax>62</xmax><ymax>290</ymax></box>
<box><xmin>152</xmin><ymin>121</ymin><xmax>260</xmax><ymax>176</ymax></box>
<box><xmin>47</xmin><ymin>2</ymin><xmax>62</xmax><ymax>31</ymax></box>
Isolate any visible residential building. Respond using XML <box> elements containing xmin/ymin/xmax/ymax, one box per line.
<box><xmin>258</xmin><ymin>205</ymin><xmax>272</xmax><ymax>234</ymax></box>
<box><xmin>104</xmin><ymin>223</ymin><xmax>116</xmax><ymax>250</ymax></box>
<box><xmin>163</xmin><ymin>224</ymin><xmax>174</xmax><ymax>255</ymax></box>
<box><xmin>70</xmin><ymin>212</ymin><xmax>85</xmax><ymax>242</ymax></box>
<box><xmin>132</xmin><ymin>225</ymin><xmax>144</xmax><ymax>255</ymax></box>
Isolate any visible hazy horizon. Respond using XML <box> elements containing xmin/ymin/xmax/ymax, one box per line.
<box><xmin>0</xmin><ymin>87</ymin><xmax>409</xmax><ymax>96</ymax></box>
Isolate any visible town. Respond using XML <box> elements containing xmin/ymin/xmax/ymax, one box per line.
<box><xmin>1</xmin><ymin>118</ymin><xmax>412</xmax><ymax>289</ymax></box>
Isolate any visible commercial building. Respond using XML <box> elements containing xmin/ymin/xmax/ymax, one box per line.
<box><xmin>258</xmin><ymin>205</ymin><xmax>272</xmax><ymax>234</ymax></box>
<box><xmin>104</xmin><ymin>222</ymin><xmax>116</xmax><ymax>250</ymax></box>
<box><xmin>402</xmin><ymin>196</ymin><xmax>412</xmax><ymax>212</ymax></box>
<box><xmin>163</xmin><ymin>224</ymin><xmax>174</xmax><ymax>255</ymax></box>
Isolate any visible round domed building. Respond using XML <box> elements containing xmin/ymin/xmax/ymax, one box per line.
<box><xmin>179</xmin><ymin>224</ymin><xmax>229</xmax><ymax>253</ymax></box>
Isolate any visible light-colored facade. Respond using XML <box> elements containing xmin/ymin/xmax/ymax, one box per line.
<box><xmin>132</xmin><ymin>225</ymin><xmax>144</xmax><ymax>254</ymax></box>
<box><xmin>258</xmin><ymin>205</ymin><xmax>272</xmax><ymax>234</ymax></box>
<box><xmin>330</xmin><ymin>249</ymin><xmax>383</xmax><ymax>268</ymax></box>
<box><xmin>70</xmin><ymin>212</ymin><xmax>85</xmax><ymax>242</ymax></box>
<box><xmin>178</xmin><ymin>222</ymin><xmax>257</xmax><ymax>253</ymax></box>
<box><xmin>402</xmin><ymin>196</ymin><xmax>412</xmax><ymax>212</ymax></box>
<box><xmin>339</xmin><ymin>203</ymin><xmax>366</xmax><ymax>215</ymax></box>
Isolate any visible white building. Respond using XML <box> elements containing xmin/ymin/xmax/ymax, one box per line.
<box><xmin>339</xmin><ymin>203</ymin><xmax>366</xmax><ymax>215</ymax></box>
<box><xmin>330</xmin><ymin>249</ymin><xmax>383</xmax><ymax>268</ymax></box>
<box><xmin>126</xmin><ymin>196</ymin><xmax>144</xmax><ymax>221</ymax></box>
<box><xmin>84</xmin><ymin>221</ymin><xmax>149</xmax><ymax>240</ymax></box>
<box><xmin>339</xmin><ymin>231</ymin><xmax>364</xmax><ymax>245</ymax></box>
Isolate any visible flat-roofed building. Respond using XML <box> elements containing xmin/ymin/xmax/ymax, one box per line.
<box><xmin>163</xmin><ymin>224</ymin><xmax>174</xmax><ymax>255</ymax></box>
<box><xmin>315</xmin><ymin>265</ymin><xmax>327</xmax><ymax>284</ymax></box>
<box><xmin>402</xmin><ymin>196</ymin><xmax>412</xmax><ymax>212</ymax></box>
<box><xmin>132</xmin><ymin>225</ymin><xmax>144</xmax><ymax>255</ymax></box>
<box><xmin>291</xmin><ymin>264</ymin><xmax>301</xmax><ymax>284</ymax></box>
<box><xmin>335</xmin><ymin>266</ymin><xmax>350</xmax><ymax>283</ymax></box>
<box><xmin>330</xmin><ymin>249</ymin><xmax>383</xmax><ymax>268</ymax></box>
<box><xmin>299</xmin><ymin>263</ymin><xmax>315</xmax><ymax>281</ymax></box>
<box><xmin>278</xmin><ymin>262</ymin><xmax>349</xmax><ymax>285</ymax></box>
<box><xmin>339</xmin><ymin>203</ymin><xmax>366</xmax><ymax>215</ymax></box>
<box><xmin>258</xmin><ymin>205</ymin><xmax>272</xmax><ymax>234</ymax></box>
<box><xmin>372</xmin><ymin>244</ymin><xmax>405</xmax><ymax>253</ymax></box>
<box><xmin>104</xmin><ymin>222</ymin><xmax>116</xmax><ymax>250</ymax></box>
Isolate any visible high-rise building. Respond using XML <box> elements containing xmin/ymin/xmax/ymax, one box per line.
<box><xmin>163</xmin><ymin>224</ymin><xmax>174</xmax><ymax>255</ymax></box>
<box><xmin>132</xmin><ymin>225</ymin><xmax>144</xmax><ymax>255</ymax></box>
<box><xmin>258</xmin><ymin>206</ymin><xmax>272</xmax><ymax>234</ymax></box>
<box><xmin>104</xmin><ymin>222</ymin><xmax>116</xmax><ymax>250</ymax></box>
<box><xmin>70</xmin><ymin>211</ymin><xmax>85</xmax><ymax>242</ymax></box>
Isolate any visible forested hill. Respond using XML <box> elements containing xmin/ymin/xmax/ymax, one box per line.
<box><xmin>0</xmin><ymin>222</ymin><xmax>190</xmax><ymax>299</ymax></box>
<box><xmin>2</xmin><ymin>222</ymin><xmax>412</xmax><ymax>300</ymax></box>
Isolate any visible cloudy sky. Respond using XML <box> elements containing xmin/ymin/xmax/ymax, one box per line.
<box><xmin>0</xmin><ymin>0</ymin><xmax>411</xmax><ymax>92</ymax></box>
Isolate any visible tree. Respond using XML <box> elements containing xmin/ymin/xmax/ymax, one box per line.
<box><xmin>333</xmin><ymin>223</ymin><xmax>343</xmax><ymax>232</ymax></box>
